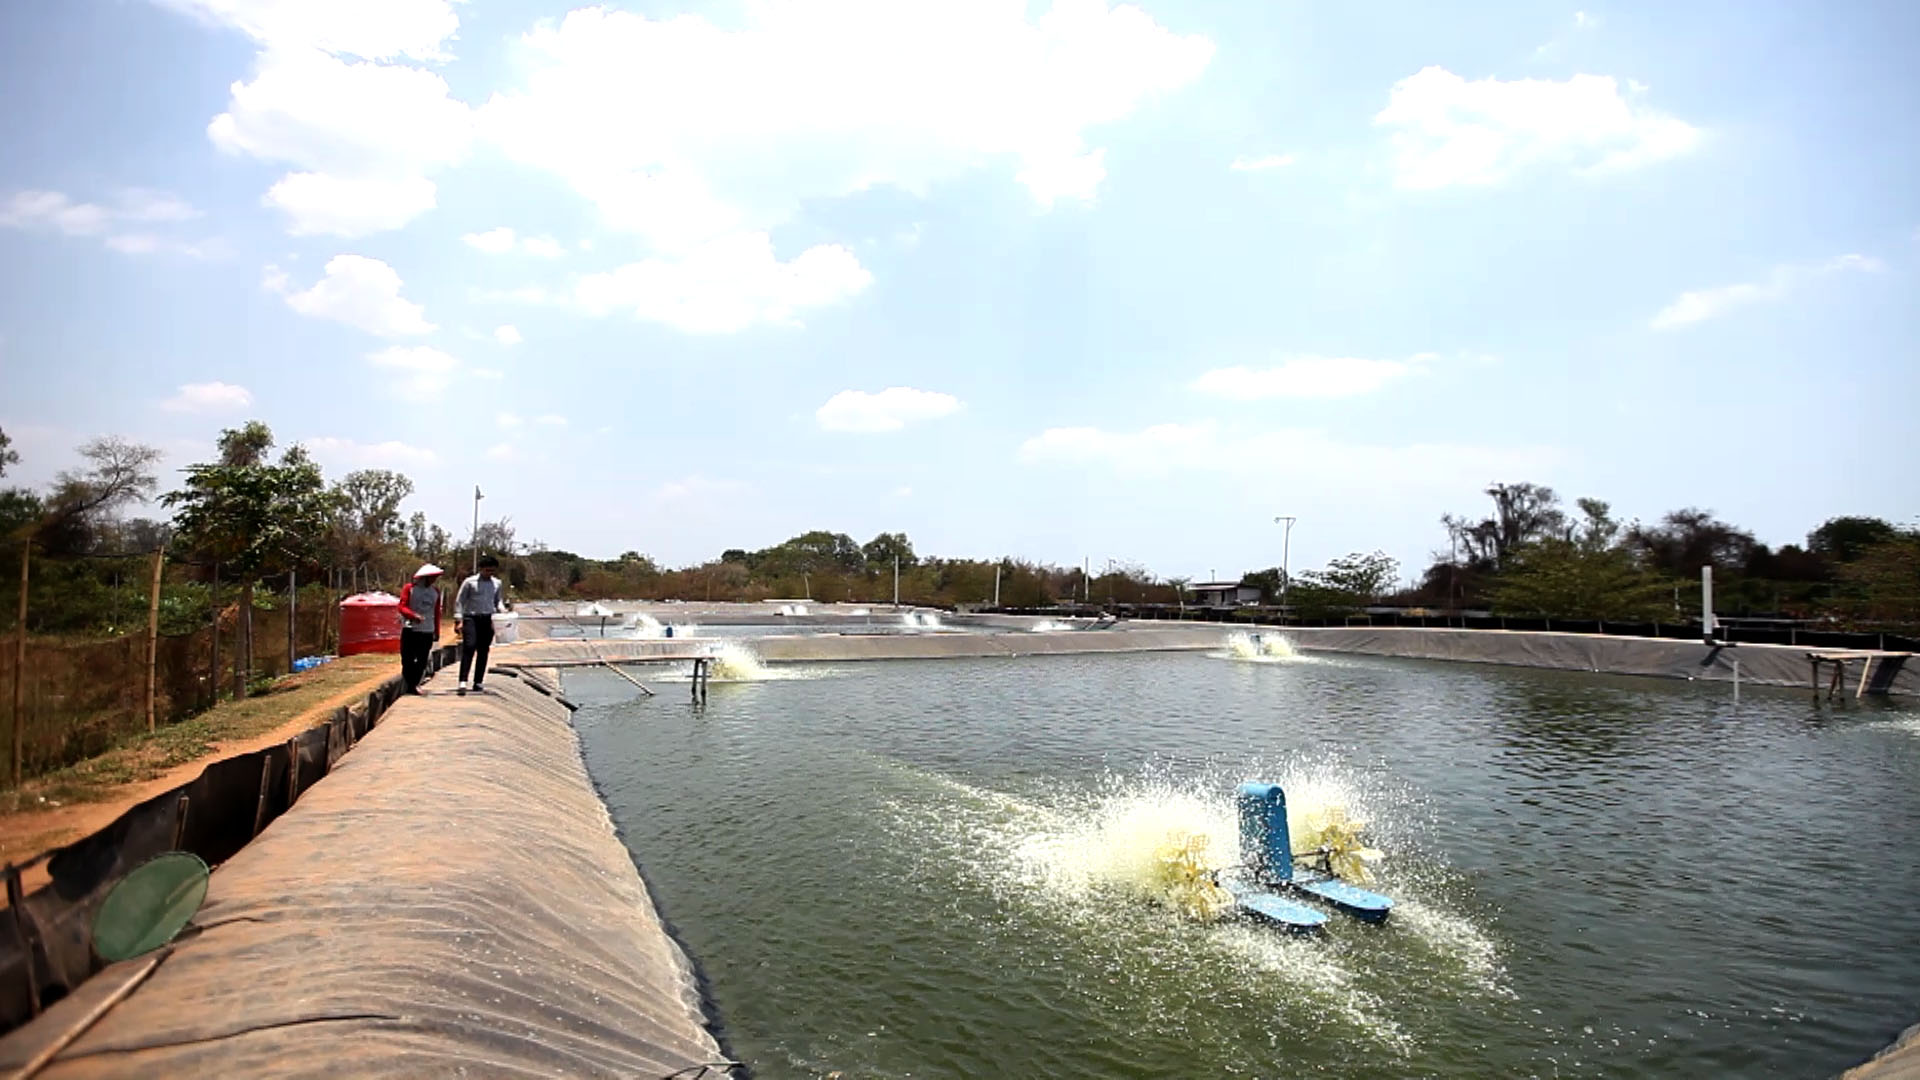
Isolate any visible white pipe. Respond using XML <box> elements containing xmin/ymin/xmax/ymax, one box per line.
<box><xmin>1701</xmin><ymin>565</ymin><xmax>1715</xmax><ymax>642</ymax></box>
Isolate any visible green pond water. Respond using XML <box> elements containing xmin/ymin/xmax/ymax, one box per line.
<box><xmin>568</xmin><ymin>648</ymin><xmax>1920</xmax><ymax>1078</ymax></box>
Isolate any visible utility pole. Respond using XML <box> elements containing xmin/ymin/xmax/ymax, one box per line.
<box><xmin>1082</xmin><ymin>557</ymin><xmax>1089</xmax><ymax>603</ymax></box>
<box><xmin>471</xmin><ymin>486</ymin><xmax>484</xmax><ymax>575</ymax></box>
<box><xmin>1274</xmin><ymin>516</ymin><xmax>1296</xmax><ymax>619</ymax></box>
<box><xmin>893</xmin><ymin>556</ymin><xmax>900</xmax><ymax>608</ymax></box>
<box><xmin>993</xmin><ymin>564</ymin><xmax>1001</xmax><ymax>608</ymax></box>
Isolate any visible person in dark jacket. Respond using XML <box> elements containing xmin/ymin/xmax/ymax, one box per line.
<box><xmin>397</xmin><ymin>564</ymin><xmax>443</xmax><ymax>694</ymax></box>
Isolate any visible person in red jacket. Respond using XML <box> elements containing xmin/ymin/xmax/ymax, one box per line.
<box><xmin>397</xmin><ymin>564</ymin><xmax>443</xmax><ymax>694</ymax></box>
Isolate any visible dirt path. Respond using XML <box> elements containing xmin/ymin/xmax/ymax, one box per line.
<box><xmin>1</xmin><ymin>651</ymin><xmax>428</xmax><ymax>892</ymax></box>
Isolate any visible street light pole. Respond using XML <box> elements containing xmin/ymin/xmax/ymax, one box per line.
<box><xmin>1274</xmin><ymin>516</ymin><xmax>1296</xmax><ymax>620</ymax></box>
<box><xmin>472</xmin><ymin>486</ymin><xmax>485</xmax><ymax>575</ymax></box>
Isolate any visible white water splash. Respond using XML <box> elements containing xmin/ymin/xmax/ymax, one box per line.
<box><xmin>777</xmin><ymin>603</ymin><xmax>810</xmax><ymax>616</ymax></box>
<box><xmin>711</xmin><ymin>642</ymin><xmax>771</xmax><ymax>681</ymax></box>
<box><xmin>879</xmin><ymin>761</ymin><xmax>1478</xmax><ymax>1051</ymax></box>
<box><xmin>1224</xmin><ymin>630</ymin><xmax>1300</xmax><ymax>661</ymax></box>
<box><xmin>900</xmin><ymin>611</ymin><xmax>945</xmax><ymax>630</ymax></box>
<box><xmin>1030</xmin><ymin>620</ymin><xmax>1072</xmax><ymax>633</ymax></box>
<box><xmin>1870</xmin><ymin>713</ymin><xmax>1920</xmax><ymax>739</ymax></box>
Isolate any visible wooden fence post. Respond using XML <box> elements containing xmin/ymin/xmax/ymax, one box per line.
<box><xmin>11</xmin><ymin>543</ymin><xmax>27</xmax><ymax>788</ymax></box>
<box><xmin>208</xmin><ymin>562</ymin><xmax>220</xmax><ymax>711</ymax></box>
<box><xmin>146</xmin><ymin>548</ymin><xmax>164</xmax><ymax>733</ymax></box>
<box><xmin>287</xmin><ymin>569</ymin><xmax>296</xmax><ymax>674</ymax></box>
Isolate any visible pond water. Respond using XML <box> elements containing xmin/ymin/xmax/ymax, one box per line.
<box><xmin>569</xmin><ymin>649</ymin><xmax>1920</xmax><ymax>1079</ymax></box>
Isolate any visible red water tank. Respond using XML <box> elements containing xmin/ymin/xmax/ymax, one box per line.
<box><xmin>339</xmin><ymin>592</ymin><xmax>403</xmax><ymax>655</ymax></box>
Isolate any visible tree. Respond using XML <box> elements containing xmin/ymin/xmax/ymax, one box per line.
<box><xmin>0</xmin><ymin>427</ymin><xmax>16</xmax><ymax>478</ymax></box>
<box><xmin>34</xmin><ymin>436</ymin><xmax>164</xmax><ymax>555</ymax></box>
<box><xmin>1445</xmin><ymin>482</ymin><xmax>1567</xmax><ymax>570</ymax></box>
<box><xmin>1627</xmin><ymin>508</ymin><xmax>1757</xmax><ymax>575</ymax></box>
<box><xmin>1239</xmin><ymin>568</ymin><xmax>1284</xmax><ymax>604</ymax></box>
<box><xmin>862</xmin><ymin>532</ymin><xmax>916</xmax><ymax>571</ymax></box>
<box><xmin>469</xmin><ymin>518</ymin><xmax>518</xmax><ymax>560</ymax></box>
<box><xmin>407</xmin><ymin>512</ymin><xmax>453</xmax><ymax>565</ymax></box>
<box><xmin>217</xmin><ymin>421</ymin><xmax>274</xmax><ymax>467</ymax></box>
<box><xmin>1833</xmin><ymin>528</ymin><xmax>1920</xmax><ymax>624</ymax></box>
<box><xmin>1492</xmin><ymin>499</ymin><xmax>1670</xmax><ymax>620</ymax></box>
<box><xmin>335</xmin><ymin>470</ymin><xmax>414</xmax><ymax>543</ymax></box>
<box><xmin>1809</xmin><ymin>517</ymin><xmax>1899</xmax><ymax>564</ymax></box>
<box><xmin>1302</xmin><ymin>551</ymin><xmax>1399</xmax><ymax>604</ymax></box>
<box><xmin>165</xmin><ymin>423</ymin><xmax>337</xmax><ymax>698</ymax></box>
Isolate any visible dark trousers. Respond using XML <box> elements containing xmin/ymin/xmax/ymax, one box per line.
<box><xmin>459</xmin><ymin>615</ymin><xmax>495</xmax><ymax>686</ymax></box>
<box><xmin>400</xmin><ymin>628</ymin><xmax>435</xmax><ymax>691</ymax></box>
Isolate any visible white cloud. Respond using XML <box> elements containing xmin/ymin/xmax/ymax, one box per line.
<box><xmin>210</xmin><ymin>46</ymin><xmax>474</xmax><ymax>235</ymax></box>
<box><xmin>576</xmin><ymin>232</ymin><xmax>872</xmax><ymax>333</ymax></box>
<box><xmin>471</xmin><ymin>285</ymin><xmax>556</xmax><ymax>306</ymax></box>
<box><xmin>152</xmin><ymin>0</ymin><xmax>461</xmax><ymax>61</ymax></box>
<box><xmin>0</xmin><ymin>191</ymin><xmax>112</xmax><ymax>235</ymax></box>
<box><xmin>493</xmin><ymin>324</ymin><xmax>523</xmax><ymax>346</ymax></box>
<box><xmin>114</xmin><ymin>189</ymin><xmax>202</xmax><ymax>223</ymax></box>
<box><xmin>533</xmin><ymin>414</ymin><xmax>568</xmax><ymax>427</ymax></box>
<box><xmin>480</xmin><ymin>3</ymin><xmax>1213</xmax><ymax>252</ymax></box>
<box><xmin>1018</xmin><ymin>422</ymin><xmax>1556</xmax><ymax>490</ymax></box>
<box><xmin>893</xmin><ymin>485</ymin><xmax>913</xmax><ymax>498</ymax></box>
<box><xmin>1191</xmin><ymin>354</ymin><xmax>1436</xmax><ymax>400</ymax></box>
<box><xmin>368</xmin><ymin>344</ymin><xmax>458</xmax><ymax>393</ymax></box>
<box><xmin>1375</xmin><ymin>66</ymin><xmax>1699</xmax><ymax>189</ymax></box>
<box><xmin>1650</xmin><ymin>253</ymin><xmax>1884</xmax><ymax>330</ymax></box>
<box><xmin>265</xmin><ymin>173</ymin><xmax>437</xmax><ymax>237</ymax></box>
<box><xmin>655</xmin><ymin>474</ymin><xmax>747</xmax><ymax>501</ymax></box>
<box><xmin>161</xmin><ymin>381</ymin><xmax>254</xmax><ymax>413</ymax></box>
<box><xmin>464</xmin><ymin>227</ymin><xmax>516</xmax><ymax>253</ymax></box>
<box><xmin>496</xmin><ymin>412</ymin><xmax>523</xmax><ymax>429</ymax></box>
<box><xmin>1573</xmin><ymin>11</ymin><xmax>1598</xmax><ymax>29</ymax></box>
<box><xmin>816</xmin><ymin>387</ymin><xmax>963</xmax><ymax>433</ymax></box>
<box><xmin>2</xmin><ymin>189</ymin><xmax>211</xmax><ymax>254</ymax></box>
<box><xmin>266</xmin><ymin>254</ymin><xmax>435</xmax><ymax>337</ymax></box>
<box><xmin>1230</xmin><ymin>153</ymin><xmax>1297</xmax><ymax>172</ymax></box>
<box><xmin>464</xmin><ymin>227</ymin><xmax>566</xmax><ymax>258</ymax></box>
<box><xmin>304</xmin><ymin>435</ymin><xmax>439</xmax><ymax>470</ymax></box>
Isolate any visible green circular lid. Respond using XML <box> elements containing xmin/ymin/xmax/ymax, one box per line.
<box><xmin>92</xmin><ymin>852</ymin><xmax>210</xmax><ymax>962</ymax></box>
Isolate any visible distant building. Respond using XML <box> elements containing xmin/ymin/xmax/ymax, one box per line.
<box><xmin>1187</xmin><ymin>581</ymin><xmax>1261</xmax><ymax>608</ymax></box>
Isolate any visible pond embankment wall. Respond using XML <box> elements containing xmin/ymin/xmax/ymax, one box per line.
<box><xmin>0</xmin><ymin>670</ymin><xmax>728</xmax><ymax>1078</ymax></box>
<box><xmin>1282</xmin><ymin>627</ymin><xmax>1915</xmax><ymax>697</ymax></box>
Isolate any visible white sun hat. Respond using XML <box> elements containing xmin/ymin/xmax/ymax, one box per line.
<box><xmin>414</xmin><ymin>563</ymin><xmax>445</xmax><ymax>578</ymax></box>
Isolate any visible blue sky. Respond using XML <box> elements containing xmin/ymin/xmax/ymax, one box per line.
<box><xmin>1</xmin><ymin>0</ymin><xmax>1914</xmax><ymax>583</ymax></box>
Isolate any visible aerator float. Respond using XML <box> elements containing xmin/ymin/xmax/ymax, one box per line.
<box><xmin>1220</xmin><ymin>782</ymin><xmax>1394</xmax><ymax>932</ymax></box>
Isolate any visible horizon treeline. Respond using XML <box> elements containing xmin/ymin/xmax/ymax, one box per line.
<box><xmin>4</xmin><ymin>423</ymin><xmax>1916</xmax><ymax>639</ymax></box>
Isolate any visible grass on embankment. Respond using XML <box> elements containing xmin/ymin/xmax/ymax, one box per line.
<box><xmin>1</xmin><ymin>653</ymin><xmax>395</xmax><ymax>820</ymax></box>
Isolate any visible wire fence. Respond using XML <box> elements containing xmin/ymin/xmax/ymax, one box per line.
<box><xmin>1</xmin><ymin>606</ymin><xmax>336</xmax><ymax>786</ymax></box>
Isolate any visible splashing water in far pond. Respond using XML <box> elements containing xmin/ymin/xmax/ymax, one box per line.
<box><xmin>1030</xmin><ymin>620</ymin><xmax>1072</xmax><ymax>633</ymax></box>
<box><xmin>1225</xmin><ymin>630</ymin><xmax>1299</xmax><ymax>661</ymax></box>
<box><xmin>901</xmin><ymin>611</ymin><xmax>944</xmax><ymax>630</ymax></box>
<box><xmin>710</xmin><ymin>642</ymin><xmax>771</xmax><ymax>681</ymax></box>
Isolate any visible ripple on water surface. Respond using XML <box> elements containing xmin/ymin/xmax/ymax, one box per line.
<box><xmin>568</xmin><ymin>651</ymin><xmax>1920</xmax><ymax>1080</ymax></box>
